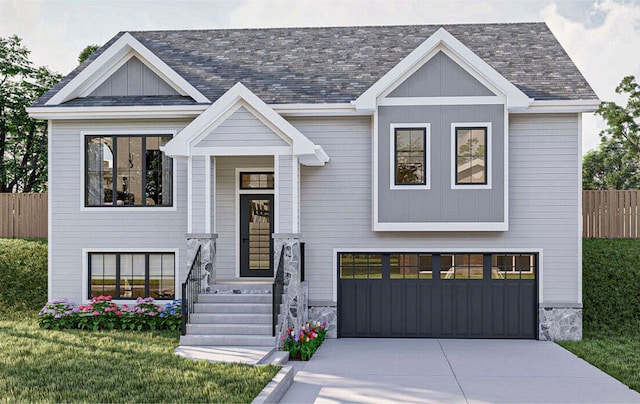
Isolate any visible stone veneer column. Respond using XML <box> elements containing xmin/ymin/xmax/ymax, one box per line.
<box><xmin>538</xmin><ymin>305</ymin><xmax>582</xmax><ymax>341</ymax></box>
<box><xmin>185</xmin><ymin>233</ymin><xmax>217</xmax><ymax>293</ymax></box>
<box><xmin>273</xmin><ymin>234</ymin><xmax>308</xmax><ymax>346</ymax></box>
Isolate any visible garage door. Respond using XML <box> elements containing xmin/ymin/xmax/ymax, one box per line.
<box><xmin>338</xmin><ymin>253</ymin><xmax>537</xmax><ymax>338</ymax></box>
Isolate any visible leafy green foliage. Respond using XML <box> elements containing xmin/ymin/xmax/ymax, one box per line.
<box><xmin>0</xmin><ymin>317</ymin><xmax>280</xmax><ymax>403</ymax></box>
<box><xmin>559</xmin><ymin>331</ymin><xmax>640</xmax><ymax>392</ymax></box>
<box><xmin>283</xmin><ymin>321</ymin><xmax>327</xmax><ymax>361</ymax></box>
<box><xmin>582</xmin><ymin>138</ymin><xmax>640</xmax><ymax>189</ymax></box>
<box><xmin>0</xmin><ymin>238</ymin><xmax>47</xmax><ymax>314</ymax></box>
<box><xmin>597</xmin><ymin>75</ymin><xmax>640</xmax><ymax>157</ymax></box>
<box><xmin>0</xmin><ymin>35</ymin><xmax>61</xmax><ymax>192</ymax></box>
<box><xmin>582</xmin><ymin>238</ymin><xmax>640</xmax><ymax>333</ymax></box>
<box><xmin>78</xmin><ymin>44</ymin><xmax>99</xmax><ymax>64</ymax></box>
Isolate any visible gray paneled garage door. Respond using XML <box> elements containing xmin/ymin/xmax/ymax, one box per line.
<box><xmin>338</xmin><ymin>253</ymin><xmax>537</xmax><ymax>338</ymax></box>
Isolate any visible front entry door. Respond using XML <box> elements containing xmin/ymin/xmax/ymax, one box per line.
<box><xmin>240</xmin><ymin>194</ymin><xmax>274</xmax><ymax>277</ymax></box>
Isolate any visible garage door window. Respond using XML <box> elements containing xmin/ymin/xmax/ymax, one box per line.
<box><xmin>492</xmin><ymin>254</ymin><xmax>536</xmax><ymax>279</ymax></box>
<box><xmin>441</xmin><ymin>254</ymin><xmax>483</xmax><ymax>279</ymax></box>
<box><xmin>390</xmin><ymin>254</ymin><xmax>433</xmax><ymax>279</ymax></box>
<box><xmin>339</xmin><ymin>253</ymin><xmax>382</xmax><ymax>279</ymax></box>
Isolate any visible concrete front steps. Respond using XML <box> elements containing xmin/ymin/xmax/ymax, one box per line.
<box><xmin>179</xmin><ymin>283</ymin><xmax>276</xmax><ymax>347</ymax></box>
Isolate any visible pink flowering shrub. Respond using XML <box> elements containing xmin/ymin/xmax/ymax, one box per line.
<box><xmin>38</xmin><ymin>296</ymin><xmax>182</xmax><ymax>332</ymax></box>
<box><xmin>282</xmin><ymin>321</ymin><xmax>327</xmax><ymax>361</ymax></box>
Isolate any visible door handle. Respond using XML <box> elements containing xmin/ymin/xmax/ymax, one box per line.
<box><xmin>242</xmin><ymin>238</ymin><xmax>249</xmax><ymax>243</ymax></box>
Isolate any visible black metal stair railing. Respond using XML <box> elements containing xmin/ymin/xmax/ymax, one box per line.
<box><xmin>181</xmin><ymin>245</ymin><xmax>202</xmax><ymax>335</ymax></box>
<box><xmin>272</xmin><ymin>247</ymin><xmax>285</xmax><ymax>337</ymax></box>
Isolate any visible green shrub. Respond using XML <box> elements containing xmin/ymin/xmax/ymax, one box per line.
<box><xmin>0</xmin><ymin>238</ymin><xmax>47</xmax><ymax>315</ymax></box>
<box><xmin>583</xmin><ymin>238</ymin><xmax>640</xmax><ymax>333</ymax></box>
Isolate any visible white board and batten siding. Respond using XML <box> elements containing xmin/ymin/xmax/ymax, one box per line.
<box><xmin>293</xmin><ymin>114</ymin><xmax>580</xmax><ymax>306</ymax></box>
<box><xmin>49</xmin><ymin>119</ymin><xmax>190</xmax><ymax>303</ymax></box>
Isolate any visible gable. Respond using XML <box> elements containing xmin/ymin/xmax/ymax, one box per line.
<box><xmin>193</xmin><ymin>106</ymin><xmax>290</xmax><ymax>148</ymax></box>
<box><xmin>89</xmin><ymin>56</ymin><xmax>179</xmax><ymax>97</ymax></box>
<box><xmin>387</xmin><ymin>51</ymin><xmax>495</xmax><ymax>98</ymax></box>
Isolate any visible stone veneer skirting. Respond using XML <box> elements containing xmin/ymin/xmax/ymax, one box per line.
<box><xmin>308</xmin><ymin>306</ymin><xmax>338</xmax><ymax>339</ymax></box>
<box><xmin>538</xmin><ymin>307</ymin><xmax>582</xmax><ymax>341</ymax></box>
<box><xmin>186</xmin><ymin>234</ymin><xmax>217</xmax><ymax>293</ymax></box>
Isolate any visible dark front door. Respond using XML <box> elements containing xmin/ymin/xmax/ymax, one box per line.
<box><xmin>338</xmin><ymin>252</ymin><xmax>537</xmax><ymax>338</ymax></box>
<box><xmin>240</xmin><ymin>194</ymin><xmax>274</xmax><ymax>277</ymax></box>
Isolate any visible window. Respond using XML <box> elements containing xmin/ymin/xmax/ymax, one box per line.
<box><xmin>85</xmin><ymin>135</ymin><xmax>173</xmax><ymax>207</ymax></box>
<box><xmin>454</xmin><ymin>126</ymin><xmax>488</xmax><ymax>186</ymax></box>
<box><xmin>240</xmin><ymin>172</ymin><xmax>274</xmax><ymax>190</ymax></box>
<box><xmin>440</xmin><ymin>254</ymin><xmax>484</xmax><ymax>279</ymax></box>
<box><xmin>88</xmin><ymin>252</ymin><xmax>175</xmax><ymax>299</ymax></box>
<box><xmin>390</xmin><ymin>254</ymin><xmax>433</xmax><ymax>279</ymax></box>
<box><xmin>491</xmin><ymin>254</ymin><xmax>536</xmax><ymax>279</ymax></box>
<box><xmin>392</xmin><ymin>125</ymin><xmax>430</xmax><ymax>187</ymax></box>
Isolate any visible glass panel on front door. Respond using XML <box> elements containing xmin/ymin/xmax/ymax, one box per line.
<box><xmin>240</xmin><ymin>194</ymin><xmax>274</xmax><ymax>277</ymax></box>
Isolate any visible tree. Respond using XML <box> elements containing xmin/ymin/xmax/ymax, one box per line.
<box><xmin>582</xmin><ymin>75</ymin><xmax>640</xmax><ymax>190</ymax></box>
<box><xmin>582</xmin><ymin>137</ymin><xmax>640</xmax><ymax>189</ymax></box>
<box><xmin>0</xmin><ymin>35</ymin><xmax>61</xmax><ymax>193</ymax></box>
<box><xmin>596</xmin><ymin>75</ymin><xmax>640</xmax><ymax>159</ymax></box>
<box><xmin>78</xmin><ymin>44</ymin><xmax>99</xmax><ymax>64</ymax></box>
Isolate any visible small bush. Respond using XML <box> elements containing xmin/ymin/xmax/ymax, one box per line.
<box><xmin>38</xmin><ymin>296</ymin><xmax>182</xmax><ymax>332</ymax></box>
<box><xmin>583</xmin><ymin>238</ymin><xmax>640</xmax><ymax>334</ymax></box>
<box><xmin>0</xmin><ymin>238</ymin><xmax>47</xmax><ymax>314</ymax></box>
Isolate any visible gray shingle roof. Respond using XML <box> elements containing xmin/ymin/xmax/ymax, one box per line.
<box><xmin>33</xmin><ymin>22</ymin><xmax>598</xmax><ymax>108</ymax></box>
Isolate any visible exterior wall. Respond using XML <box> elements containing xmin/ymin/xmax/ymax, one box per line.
<box><xmin>89</xmin><ymin>57</ymin><xmax>178</xmax><ymax>97</ymax></box>
<box><xmin>214</xmin><ymin>155</ymin><xmax>273</xmax><ymax>280</ymax></box>
<box><xmin>49</xmin><ymin>118</ymin><xmax>190</xmax><ymax>303</ymax></box>
<box><xmin>377</xmin><ymin>104</ymin><xmax>505</xmax><ymax>223</ymax></box>
<box><xmin>387</xmin><ymin>51</ymin><xmax>495</xmax><ymax>98</ymax></box>
<box><xmin>194</xmin><ymin>107</ymin><xmax>289</xmax><ymax>148</ymax></box>
<box><xmin>294</xmin><ymin>114</ymin><xmax>579</xmax><ymax>307</ymax></box>
<box><xmin>277</xmin><ymin>154</ymin><xmax>294</xmax><ymax>234</ymax></box>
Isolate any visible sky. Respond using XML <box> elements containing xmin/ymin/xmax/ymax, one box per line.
<box><xmin>1</xmin><ymin>0</ymin><xmax>638</xmax><ymax>154</ymax></box>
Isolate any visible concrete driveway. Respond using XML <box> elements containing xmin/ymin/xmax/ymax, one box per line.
<box><xmin>280</xmin><ymin>339</ymin><xmax>640</xmax><ymax>403</ymax></box>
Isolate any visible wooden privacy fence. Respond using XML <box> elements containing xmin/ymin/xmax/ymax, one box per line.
<box><xmin>0</xmin><ymin>193</ymin><xmax>47</xmax><ymax>239</ymax></box>
<box><xmin>583</xmin><ymin>190</ymin><xmax>640</xmax><ymax>238</ymax></box>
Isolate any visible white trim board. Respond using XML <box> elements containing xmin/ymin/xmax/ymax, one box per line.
<box><xmin>46</xmin><ymin>33</ymin><xmax>209</xmax><ymax>105</ymax></box>
<box><xmin>354</xmin><ymin>27</ymin><xmax>532</xmax><ymax>112</ymax></box>
<box><xmin>332</xmin><ymin>247</ymin><xmax>544</xmax><ymax>303</ymax></box>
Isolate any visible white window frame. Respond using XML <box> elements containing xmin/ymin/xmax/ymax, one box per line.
<box><xmin>451</xmin><ymin>122</ymin><xmax>492</xmax><ymax>190</ymax></box>
<box><xmin>80</xmin><ymin>130</ymin><xmax>178</xmax><ymax>212</ymax></box>
<box><xmin>389</xmin><ymin>123</ymin><xmax>431</xmax><ymax>190</ymax></box>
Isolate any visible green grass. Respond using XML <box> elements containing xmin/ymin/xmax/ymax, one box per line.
<box><xmin>558</xmin><ymin>330</ymin><xmax>640</xmax><ymax>393</ymax></box>
<box><xmin>0</xmin><ymin>315</ymin><xmax>280</xmax><ymax>403</ymax></box>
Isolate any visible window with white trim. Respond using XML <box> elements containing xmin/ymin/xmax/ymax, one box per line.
<box><xmin>455</xmin><ymin>127</ymin><xmax>487</xmax><ymax>185</ymax></box>
<box><xmin>85</xmin><ymin>135</ymin><xmax>173</xmax><ymax>207</ymax></box>
<box><xmin>391</xmin><ymin>124</ymin><xmax>430</xmax><ymax>188</ymax></box>
<box><xmin>88</xmin><ymin>252</ymin><xmax>175</xmax><ymax>299</ymax></box>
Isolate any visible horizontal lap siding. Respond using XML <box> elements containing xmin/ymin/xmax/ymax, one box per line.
<box><xmin>50</xmin><ymin>119</ymin><xmax>190</xmax><ymax>302</ymax></box>
<box><xmin>294</xmin><ymin>114</ymin><xmax>579</xmax><ymax>305</ymax></box>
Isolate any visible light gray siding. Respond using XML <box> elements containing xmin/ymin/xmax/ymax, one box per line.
<box><xmin>378</xmin><ymin>104</ymin><xmax>504</xmax><ymax>223</ymax></box>
<box><xmin>278</xmin><ymin>154</ymin><xmax>293</xmax><ymax>234</ymax></box>
<box><xmin>49</xmin><ymin>119</ymin><xmax>190</xmax><ymax>303</ymax></box>
<box><xmin>388</xmin><ymin>51</ymin><xmax>495</xmax><ymax>98</ymax></box>
<box><xmin>214</xmin><ymin>156</ymin><xmax>273</xmax><ymax>280</ymax></box>
<box><xmin>294</xmin><ymin>114</ymin><xmax>579</xmax><ymax>305</ymax></box>
<box><xmin>89</xmin><ymin>57</ymin><xmax>178</xmax><ymax>97</ymax></box>
<box><xmin>194</xmin><ymin>107</ymin><xmax>290</xmax><ymax>148</ymax></box>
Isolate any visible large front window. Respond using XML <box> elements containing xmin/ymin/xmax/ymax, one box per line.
<box><xmin>85</xmin><ymin>135</ymin><xmax>173</xmax><ymax>207</ymax></box>
<box><xmin>88</xmin><ymin>252</ymin><xmax>175</xmax><ymax>299</ymax></box>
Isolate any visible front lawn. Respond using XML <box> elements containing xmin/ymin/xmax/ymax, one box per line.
<box><xmin>558</xmin><ymin>331</ymin><xmax>640</xmax><ymax>393</ymax></box>
<box><xmin>0</xmin><ymin>315</ymin><xmax>279</xmax><ymax>403</ymax></box>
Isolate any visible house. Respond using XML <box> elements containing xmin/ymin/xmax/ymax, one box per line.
<box><xmin>29</xmin><ymin>23</ymin><xmax>598</xmax><ymax>344</ymax></box>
